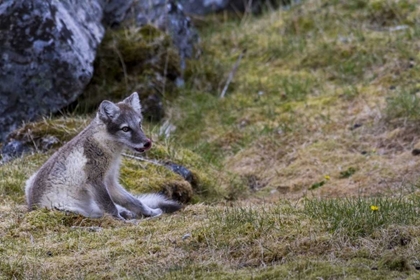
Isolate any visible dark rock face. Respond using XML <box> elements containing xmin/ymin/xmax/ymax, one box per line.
<box><xmin>102</xmin><ymin>0</ymin><xmax>133</xmax><ymax>27</ymax></box>
<box><xmin>177</xmin><ymin>0</ymin><xmax>295</xmax><ymax>15</ymax></box>
<box><xmin>0</xmin><ymin>0</ymin><xmax>104</xmax><ymax>141</ymax></box>
<box><xmin>165</xmin><ymin>2</ymin><xmax>198</xmax><ymax>71</ymax></box>
<box><xmin>141</xmin><ymin>94</ymin><xmax>164</xmax><ymax>122</ymax></box>
<box><xmin>177</xmin><ymin>0</ymin><xmax>229</xmax><ymax>15</ymax></box>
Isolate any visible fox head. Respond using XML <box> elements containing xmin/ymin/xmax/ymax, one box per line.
<box><xmin>98</xmin><ymin>92</ymin><xmax>152</xmax><ymax>153</ymax></box>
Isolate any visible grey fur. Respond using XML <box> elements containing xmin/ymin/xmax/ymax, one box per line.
<box><xmin>25</xmin><ymin>92</ymin><xmax>181</xmax><ymax>220</ymax></box>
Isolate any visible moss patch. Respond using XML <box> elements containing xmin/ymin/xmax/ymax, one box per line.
<box><xmin>7</xmin><ymin>117</ymin><xmax>89</xmax><ymax>151</ymax></box>
<box><xmin>76</xmin><ymin>25</ymin><xmax>182</xmax><ymax>121</ymax></box>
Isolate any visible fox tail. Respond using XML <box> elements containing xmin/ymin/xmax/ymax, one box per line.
<box><xmin>136</xmin><ymin>193</ymin><xmax>181</xmax><ymax>213</ymax></box>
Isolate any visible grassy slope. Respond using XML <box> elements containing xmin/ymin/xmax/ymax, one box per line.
<box><xmin>2</xmin><ymin>0</ymin><xmax>420</xmax><ymax>278</ymax></box>
<box><xmin>176</xmin><ymin>0</ymin><xmax>420</xmax><ymax>199</ymax></box>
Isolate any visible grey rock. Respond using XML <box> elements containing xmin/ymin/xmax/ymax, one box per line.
<box><xmin>100</xmin><ymin>0</ymin><xmax>199</xmax><ymax>66</ymax></box>
<box><xmin>39</xmin><ymin>135</ymin><xmax>60</xmax><ymax>150</ymax></box>
<box><xmin>103</xmin><ymin>0</ymin><xmax>133</xmax><ymax>27</ymax></box>
<box><xmin>178</xmin><ymin>0</ymin><xmax>296</xmax><ymax>15</ymax></box>
<box><xmin>178</xmin><ymin>0</ymin><xmax>229</xmax><ymax>15</ymax></box>
<box><xmin>166</xmin><ymin>2</ymin><xmax>198</xmax><ymax>72</ymax></box>
<box><xmin>131</xmin><ymin>0</ymin><xmax>199</xmax><ymax>72</ymax></box>
<box><xmin>165</xmin><ymin>162</ymin><xmax>194</xmax><ymax>183</ymax></box>
<box><xmin>1</xmin><ymin>129</ymin><xmax>59</xmax><ymax>162</ymax></box>
<box><xmin>182</xmin><ymin>233</ymin><xmax>191</xmax><ymax>240</ymax></box>
<box><xmin>0</xmin><ymin>0</ymin><xmax>105</xmax><ymax>141</ymax></box>
<box><xmin>1</xmin><ymin>139</ymin><xmax>31</xmax><ymax>163</ymax></box>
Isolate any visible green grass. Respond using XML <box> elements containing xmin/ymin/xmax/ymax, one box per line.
<box><xmin>304</xmin><ymin>196</ymin><xmax>420</xmax><ymax>238</ymax></box>
<box><xmin>2</xmin><ymin>201</ymin><xmax>419</xmax><ymax>278</ymax></box>
<box><xmin>386</xmin><ymin>86</ymin><xmax>420</xmax><ymax>121</ymax></box>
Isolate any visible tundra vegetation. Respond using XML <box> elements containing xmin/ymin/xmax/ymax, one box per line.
<box><xmin>1</xmin><ymin>0</ymin><xmax>420</xmax><ymax>278</ymax></box>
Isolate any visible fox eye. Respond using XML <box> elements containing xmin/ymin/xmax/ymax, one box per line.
<box><xmin>121</xmin><ymin>126</ymin><xmax>130</xmax><ymax>132</ymax></box>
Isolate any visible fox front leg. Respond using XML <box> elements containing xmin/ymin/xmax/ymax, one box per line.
<box><xmin>90</xmin><ymin>182</ymin><xmax>126</xmax><ymax>220</ymax></box>
<box><xmin>107</xmin><ymin>181</ymin><xmax>162</xmax><ymax>217</ymax></box>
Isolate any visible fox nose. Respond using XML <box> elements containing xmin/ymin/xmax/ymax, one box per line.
<box><xmin>144</xmin><ymin>139</ymin><xmax>152</xmax><ymax>149</ymax></box>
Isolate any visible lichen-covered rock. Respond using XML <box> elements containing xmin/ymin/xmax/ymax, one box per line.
<box><xmin>131</xmin><ymin>0</ymin><xmax>198</xmax><ymax>72</ymax></box>
<box><xmin>165</xmin><ymin>2</ymin><xmax>198</xmax><ymax>72</ymax></box>
<box><xmin>0</xmin><ymin>0</ymin><xmax>104</xmax><ymax>141</ymax></box>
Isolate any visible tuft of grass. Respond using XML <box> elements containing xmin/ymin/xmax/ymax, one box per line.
<box><xmin>379</xmin><ymin>253</ymin><xmax>413</xmax><ymax>272</ymax></box>
<box><xmin>385</xmin><ymin>86</ymin><xmax>420</xmax><ymax>121</ymax></box>
<box><xmin>309</xmin><ymin>180</ymin><xmax>326</xmax><ymax>190</ymax></box>
<box><xmin>0</xmin><ymin>153</ymin><xmax>49</xmax><ymax>203</ymax></box>
<box><xmin>339</xmin><ymin>167</ymin><xmax>357</xmax><ymax>179</ymax></box>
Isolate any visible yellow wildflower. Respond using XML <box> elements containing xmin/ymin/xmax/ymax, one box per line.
<box><xmin>370</xmin><ymin>205</ymin><xmax>379</xmax><ymax>211</ymax></box>
<box><xmin>324</xmin><ymin>175</ymin><xmax>331</xmax><ymax>180</ymax></box>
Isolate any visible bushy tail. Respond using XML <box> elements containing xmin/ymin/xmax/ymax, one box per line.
<box><xmin>136</xmin><ymin>193</ymin><xmax>181</xmax><ymax>213</ymax></box>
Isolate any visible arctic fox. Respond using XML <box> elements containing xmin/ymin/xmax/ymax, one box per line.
<box><xmin>25</xmin><ymin>92</ymin><xmax>180</xmax><ymax>220</ymax></box>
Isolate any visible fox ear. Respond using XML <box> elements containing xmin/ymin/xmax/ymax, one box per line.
<box><xmin>123</xmin><ymin>92</ymin><xmax>141</xmax><ymax>113</ymax></box>
<box><xmin>98</xmin><ymin>100</ymin><xmax>120</xmax><ymax>122</ymax></box>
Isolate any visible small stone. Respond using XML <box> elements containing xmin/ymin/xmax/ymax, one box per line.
<box><xmin>40</xmin><ymin>136</ymin><xmax>59</xmax><ymax>151</ymax></box>
<box><xmin>350</xmin><ymin>123</ymin><xmax>362</xmax><ymax>130</ymax></box>
<box><xmin>412</xmin><ymin>149</ymin><xmax>420</xmax><ymax>156</ymax></box>
<box><xmin>182</xmin><ymin>233</ymin><xmax>191</xmax><ymax>240</ymax></box>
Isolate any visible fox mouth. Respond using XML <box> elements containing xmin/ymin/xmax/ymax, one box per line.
<box><xmin>134</xmin><ymin>147</ymin><xmax>147</xmax><ymax>153</ymax></box>
<box><xmin>133</xmin><ymin>141</ymin><xmax>152</xmax><ymax>153</ymax></box>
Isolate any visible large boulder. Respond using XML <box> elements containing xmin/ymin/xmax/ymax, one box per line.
<box><xmin>0</xmin><ymin>0</ymin><xmax>105</xmax><ymax>141</ymax></box>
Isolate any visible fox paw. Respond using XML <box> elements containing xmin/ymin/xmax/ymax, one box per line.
<box><xmin>149</xmin><ymin>208</ymin><xmax>163</xmax><ymax>217</ymax></box>
<box><xmin>119</xmin><ymin>210</ymin><xmax>136</xmax><ymax>220</ymax></box>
